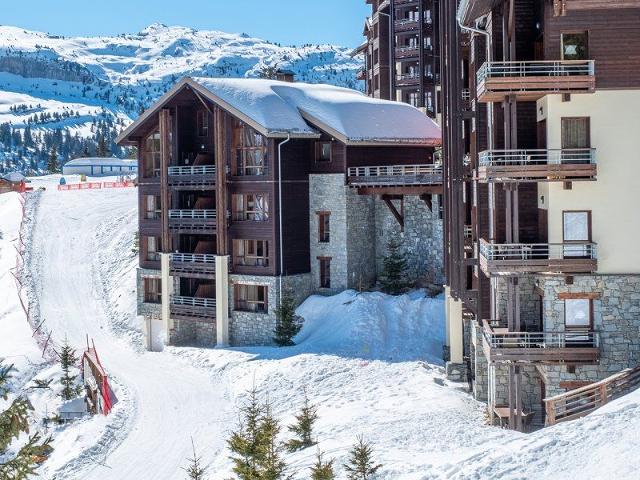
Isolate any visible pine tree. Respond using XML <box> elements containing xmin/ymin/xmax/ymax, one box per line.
<box><xmin>285</xmin><ymin>389</ymin><xmax>318</xmax><ymax>452</ymax></box>
<box><xmin>343</xmin><ymin>436</ymin><xmax>383</xmax><ymax>480</ymax></box>
<box><xmin>257</xmin><ymin>64</ymin><xmax>280</xmax><ymax>80</ymax></box>
<box><xmin>97</xmin><ymin>133</ymin><xmax>109</xmax><ymax>157</ymax></box>
<box><xmin>310</xmin><ymin>450</ymin><xmax>335</xmax><ymax>480</ymax></box>
<box><xmin>183</xmin><ymin>438</ymin><xmax>207</xmax><ymax>480</ymax></box>
<box><xmin>273</xmin><ymin>290</ymin><xmax>304</xmax><ymax>347</ymax></box>
<box><xmin>58</xmin><ymin>340</ymin><xmax>81</xmax><ymax>401</ymax></box>
<box><xmin>379</xmin><ymin>238</ymin><xmax>410</xmax><ymax>295</ymax></box>
<box><xmin>256</xmin><ymin>402</ymin><xmax>287</xmax><ymax>479</ymax></box>
<box><xmin>0</xmin><ymin>432</ymin><xmax>52</xmax><ymax>480</ymax></box>
<box><xmin>228</xmin><ymin>388</ymin><xmax>265</xmax><ymax>479</ymax></box>
<box><xmin>47</xmin><ymin>145</ymin><xmax>59</xmax><ymax>173</ymax></box>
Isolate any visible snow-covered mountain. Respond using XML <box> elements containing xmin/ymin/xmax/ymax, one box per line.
<box><xmin>0</xmin><ymin>24</ymin><xmax>363</xmax><ymax>173</ymax></box>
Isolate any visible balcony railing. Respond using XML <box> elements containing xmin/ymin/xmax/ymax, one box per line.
<box><xmin>482</xmin><ymin>320</ymin><xmax>600</xmax><ymax>363</ymax></box>
<box><xmin>479</xmin><ymin>239</ymin><xmax>597</xmax><ymax>275</ymax></box>
<box><xmin>477</xmin><ymin>148</ymin><xmax>597</xmax><ymax>182</ymax></box>
<box><xmin>396</xmin><ymin>73</ymin><xmax>420</xmax><ymax>86</ymax></box>
<box><xmin>347</xmin><ymin>164</ymin><xmax>443</xmax><ymax>187</ymax></box>
<box><xmin>169</xmin><ymin>210</ymin><xmax>216</xmax><ymax>219</ymax></box>
<box><xmin>395</xmin><ymin>46</ymin><xmax>420</xmax><ymax>58</ymax></box>
<box><xmin>168</xmin><ymin>166</ymin><xmax>216</xmax><ymax>176</ymax></box>
<box><xmin>170</xmin><ymin>295</ymin><xmax>216</xmax><ymax>321</ymax></box>
<box><xmin>168</xmin><ymin>210</ymin><xmax>217</xmax><ymax>233</ymax></box>
<box><xmin>394</xmin><ymin>18</ymin><xmax>420</xmax><ymax>31</ymax></box>
<box><xmin>170</xmin><ymin>253</ymin><xmax>216</xmax><ymax>278</ymax></box>
<box><xmin>170</xmin><ymin>253</ymin><xmax>216</xmax><ymax>263</ymax></box>
<box><xmin>476</xmin><ymin>60</ymin><xmax>596</xmax><ymax>102</ymax></box>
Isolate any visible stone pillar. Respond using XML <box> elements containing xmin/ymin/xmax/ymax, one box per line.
<box><xmin>216</xmin><ymin>255</ymin><xmax>230</xmax><ymax>347</ymax></box>
<box><xmin>160</xmin><ymin>253</ymin><xmax>172</xmax><ymax>344</ymax></box>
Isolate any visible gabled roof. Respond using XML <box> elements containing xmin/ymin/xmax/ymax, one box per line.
<box><xmin>2</xmin><ymin>171</ymin><xmax>26</xmax><ymax>183</ymax></box>
<box><xmin>117</xmin><ymin>77</ymin><xmax>441</xmax><ymax>147</ymax></box>
<box><xmin>65</xmin><ymin>157</ymin><xmax>137</xmax><ymax>167</ymax></box>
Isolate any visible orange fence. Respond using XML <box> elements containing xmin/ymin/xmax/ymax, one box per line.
<box><xmin>102</xmin><ymin>181</ymin><xmax>135</xmax><ymax>189</ymax></box>
<box><xmin>57</xmin><ymin>181</ymin><xmax>135</xmax><ymax>191</ymax></box>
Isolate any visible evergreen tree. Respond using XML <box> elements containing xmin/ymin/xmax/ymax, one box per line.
<box><xmin>0</xmin><ymin>432</ymin><xmax>52</xmax><ymax>480</ymax></box>
<box><xmin>47</xmin><ymin>145</ymin><xmax>59</xmax><ymax>173</ymax></box>
<box><xmin>310</xmin><ymin>450</ymin><xmax>335</xmax><ymax>480</ymax></box>
<box><xmin>273</xmin><ymin>291</ymin><xmax>304</xmax><ymax>347</ymax></box>
<box><xmin>183</xmin><ymin>438</ymin><xmax>207</xmax><ymax>480</ymax></box>
<box><xmin>228</xmin><ymin>388</ymin><xmax>265</xmax><ymax>479</ymax></box>
<box><xmin>58</xmin><ymin>340</ymin><xmax>81</xmax><ymax>401</ymax></box>
<box><xmin>343</xmin><ymin>436</ymin><xmax>382</xmax><ymax>480</ymax></box>
<box><xmin>257</xmin><ymin>64</ymin><xmax>280</xmax><ymax>80</ymax></box>
<box><xmin>285</xmin><ymin>389</ymin><xmax>318</xmax><ymax>452</ymax></box>
<box><xmin>379</xmin><ymin>238</ymin><xmax>410</xmax><ymax>295</ymax></box>
<box><xmin>97</xmin><ymin>133</ymin><xmax>109</xmax><ymax>157</ymax></box>
<box><xmin>256</xmin><ymin>402</ymin><xmax>287</xmax><ymax>479</ymax></box>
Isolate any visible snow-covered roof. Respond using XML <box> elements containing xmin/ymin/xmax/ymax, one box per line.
<box><xmin>118</xmin><ymin>77</ymin><xmax>441</xmax><ymax>147</ymax></box>
<box><xmin>65</xmin><ymin>157</ymin><xmax>137</xmax><ymax>167</ymax></box>
<box><xmin>1</xmin><ymin>171</ymin><xmax>26</xmax><ymax>183</ymax></box>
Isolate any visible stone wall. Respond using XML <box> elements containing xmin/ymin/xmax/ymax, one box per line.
<box><xmin>494</xmin><ymin>276</ymin><xmax>540</xmax><ymax>329</ymax></box>
<box><xmin>228</xmin><ymin>273</ymin><xmax>312</xmax><ymax>346</ymax></box>
<box><xmin>375</xmin><ymin>195</ymin><xmax>444</xmax><ymax>285</ymax></box>
<box><xmin>346</xmin><ymin>184</ymin><xmax>377</xmax><ymax>290</ymax></box>
<box><xmin>169</xmin><ymin>319</ymin><xmax>216</xmax><ymax>346</ymax></box>
<box><xmin>538</xmin><ymin>274</ymin><xmax>640</xmax><ymax>396</ymax></box>
<box><xmin>136</xmin><ymin>267</ymin><xmax>161</xmax><ymax>317</ymax></box>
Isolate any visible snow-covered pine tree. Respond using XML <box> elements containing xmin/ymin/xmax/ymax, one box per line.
<box><xmin>379</xmin><ymin>237</ymin><xmax>410</xmax><ymax>295</ymax></box>
<box><xmin>273</xmin><ymin>290</ymin><xmax>303</xmax><ymax>347</ymax></box>
<box><xmin>58</xmin><ymin>340</ymin><xmax>81</xmax><ymax>401</ymax></box>
<box><xmin>47</xmin><ymin>145</ymin><xmax>59</xmax><ymax>173</ymax></box>
<box><xmin>285</xmin><ymin>388</ymin><xmax>318</xmax><ymax>452</ymax></box>
<box><xmin>0</xmin><ymin>432</ymin><xmax>52</xmax><ymax>480</ymax></box>
<box><xmin>310</xmin><ymin>450</ymin><xmax>335</xmax><ymax>480</ymax></box>
<box><xmin>343</xmin><ymin>436</ymin><xmax>383</xmax><ymax>480</ymax></box>
<box><xmin>183</xmin><ymin>438</ymin><xmax>207</xmax><ymax>480</ymax></box>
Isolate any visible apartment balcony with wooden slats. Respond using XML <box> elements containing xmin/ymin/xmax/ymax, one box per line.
<box><xmin>476</xmin><ymin>60</ymin><xmax>595</xmax><ymax>102</ymax></box>
<box><xmin>394</xmin><ymin>18</ymin><xmax>420</xmax><ymax>32</ymax></box>
<box><xmin>170</xmin><ymin>296</ymin><xmax>216</xmax><ymax>322</ymax></box>
<box><xmin>477</xmin><ymin>148</ymin><xmax>597</xmax><ymax>182</ymax></box>
<box><xmin>394</xmin><ymin>0</ymin><xmax>418</xmax><ymax>5</ymax></box>
<box><xmin>479</xmin><ymin>239</ymin><xmax>597</xmax><ymax>275</ymax></box>
<box><xmin>396</xmin><ymin>72</ymin><xmax>420</xmax><ymax>86</ymax></box>
<box><xmin>168</xmin><ymin>165</ymin><xmax>216</xmax><ymax>190</ymax></box>
<box><xmin>395</xmin><ymin>45</ymin><xmax>420</xmax><ymax>59</ymax></box>
<box><xmin>482</xmin><ymin>320</ymin><xmax>600</xmax><ymax>364</ymax></box>
<box><xmin>347</xmin><ymin>164</ymin><xmax>443</xmax><ymax>188</ymax></box>
<box><xmin>169</xmin><ymin>253</ymin><xmax>216</xmax><ymax>280</ymax></box>
<box><xmin>168</xmin><ymin>209</ymin><xmax>217</xmax><ymax>234</ymax></box>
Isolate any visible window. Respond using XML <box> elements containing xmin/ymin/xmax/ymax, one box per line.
<box><xmin>315</xmin><ymin>142</ymin><xmax>332</xmax><ymax>163</ymax></box>
<box><xmin>145</xmin><ymin>195</ymin><xmax>161</xmax><ymax>220</ymax></box>
<box><xmin>319</xmin><ymin>257</ymin><xmax>331</xmax><ymax>289</ymax></box>
<box><xmin>561</xmin><ymin>32</ymin><xmax>588</xmax><ymax>61</ymax></box>
<box><xmin>197</xmin><ymin>110</ymin><xmax>209</xmax><ymax>138</ymax></box>
<box><xmin>563</xmin><ymin>211</ymin><xmax>591</xmax><ymax>257</ymax></box>
<box><xmin>232</xmin><ymin>194</ymin><xmax>269</xmax><ymax>221</ymax></box>
<box><xmin>318</xmin><ymin>212</ymin><xmax>330</xmax><ymax>243</ymax></box>
<box><xmin>143</xmin><ymin>277</ymin><xmax>161</xmax><ymax>304</ymax></box>
<box><xmin>565</xmin><ymin>299</ymin><xmax>591</xmax><ymax>328</ymax></box>
<box><xmin>143</xmin><ymin>131</ymin><xmax>161</xmax><ymax>178</ymax></box>
<box><xmin>234</xmin><ymin>284</ymin><xmax>268</xmax><ymax>313</ymax></box>
<box><xmin>561</xmin><ymin>117</ymin><xmax>590</xmax><ymax>149</ymax></box>
<box><xmin>233</xmin><ymin>122</ymin><xmax>267</xmax><ymax>176</ymax></box>
<box><xmin>146</xmin><ymin>236</ymin><xmax>162</xmax><ymax>262</ymax></box>
<box><xmin>233</xmin><ymin>239</ymin><xmax>269</xmax><ymax>267</ymax></box>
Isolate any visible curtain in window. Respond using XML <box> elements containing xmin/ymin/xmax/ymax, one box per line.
<box><xmin>255</xmin><ymin>195</ymin><xmax>268</xmax><ymax>220</ymax></box>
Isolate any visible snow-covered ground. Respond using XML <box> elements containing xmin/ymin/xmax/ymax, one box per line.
<box><xmin>1</xmin><ymin>176</ymin><xmax>640</xmax><ymax>479</ymax></box>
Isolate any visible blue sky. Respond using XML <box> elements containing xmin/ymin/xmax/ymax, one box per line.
<box><xmin>2</xmin><ymin>0</ymin><xmax>370</xmax><ymax>47</ymax></box>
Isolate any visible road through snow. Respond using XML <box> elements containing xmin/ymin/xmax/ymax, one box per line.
<box><xmin>26</xmin><ymin>179</ymin><xmax>232</xmax><ymax>479</ymax></box>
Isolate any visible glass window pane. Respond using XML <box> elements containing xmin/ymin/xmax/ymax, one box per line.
<box><xmin>562</xmin><ymin>32</ymin><xmax>588</xmax><ymax>60</ymax></box>
<box><xmin>565</xmin><ymin>299</ymin><xmax>590</xmax><ymax>327</ymax></box>
<box><xmin>564</xmin><ymin>212</ymin><xmax>589</xmax><ymax>241</ymax></box>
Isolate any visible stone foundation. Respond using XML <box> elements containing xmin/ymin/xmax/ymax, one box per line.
<box><xmin>445</xmin><ymin>362</ymin><xmax>469</xmax><ymax>382</ymax></box>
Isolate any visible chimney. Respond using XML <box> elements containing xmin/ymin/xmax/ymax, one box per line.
<box><xmin>276</xmin><ymin>69</ymin><xmax>295</xmax><ymax>82</ymax></box>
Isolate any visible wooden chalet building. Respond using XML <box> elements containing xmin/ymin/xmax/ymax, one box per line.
<box><xmin>440</xmin><ymin>0</ymin><xmax>640</xmax><ymax>430</ymax></box>
<box><xmin>357</xmin><ymin>0</ymin><xmax>441</xmax><ymax>119</ymax></box>
<box><xmin>117</xmin><ymin>77</ymin><xmax>441</xmax><ymax>347</ymax></box>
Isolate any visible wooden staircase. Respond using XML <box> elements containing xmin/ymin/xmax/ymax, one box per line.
<box><xmin>544</xmin><ymin>366</ymin><xmax>640</xmax><ymax>426</ymax></box>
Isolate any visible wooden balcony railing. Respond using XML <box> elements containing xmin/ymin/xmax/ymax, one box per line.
<box><xmin>170</xmin><ymin>295</ymin><xmax>216</xmax><ymax>322</ymax></box>
<box><xmin>168</xmin><ymin>210</ymin><xmax>217</xmax><ymax>233</ymax></box>
<box><xmin>169</xmin><ymin>253</ymin><xmax>216</xmax><ymax>279</ymax></box>
<box><xmin>396</xmin><ymin>73</ymin><xmax>420</xmax><ymax>86</ymax></box>
<box><xmin>479</xmin><ymin>239</ymin><xmax>597</xmax><ymax>274</ymax></box>
<box><xmin>482</xmin><ymin>320</ymin><xmax>600</xmax><ymax>364</ymax></box>
<box><xmin>168</xmin><ymin>165</ymin><xmax>216</xmax><ymax>188</ymax></box>
<box><xmin>168</xmin><ymin>166</ymin><xmax>216</xmax><ymax>175</ymax></box>
<box><xmin>347</xmin><ymin>164</ymin><xmax>443</xmax><ymax>187</ymax></box>
<box><xmin>544</xmin><ymin>366</ymin><xmax>640</xmax><ymax>425</ymax></box>
<box><xmin>477</xmin><ymin>148</ymin><xmax>597</xmax><ymax>182</ymax></box>
<box><xmin>395</xmin><ymin>46</ymin><xmax>420</xmax><ymax>59</ymax></box>
<box><xmin>476</xmin><ymin>60</ymin><xmax>596</xmax><ymax>102</ymax></box>
<box><xmin>394</xmin><ymin>18</ymin><xmax>420</xmax><ymax>32</ymax></box>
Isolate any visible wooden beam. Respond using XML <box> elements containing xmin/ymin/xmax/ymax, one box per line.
<box><xmin>159</xmin><ymin>108</ymin><xmax>171</xmax><ymax>253</ymax></box>
<box><xmin>381</xmin><ymin>195</ymin><xmax>404</xmax><ymax>230</ymax></box>
<box><xmin>215</xmin><ymin>106</ymin><xmax>228</xmax><ymax>255</ymax></box>
<box><xmin>420</xmin><ymin>194</ymin><xmax>433</xmax><ymax>211</ymax></box>
<box><xmin>558</xmin><ymin>291</ymin><xmax>602</xmax><ymax>300</ymax></box>
<box><xmin>357</xmin><ymin>185</ymin><xmax>443</xmax><ymax>196</ymax></box>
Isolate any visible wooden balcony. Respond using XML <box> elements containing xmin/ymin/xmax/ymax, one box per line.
<box><xmin>169</xmin><ymin>253</ymin><xmax>216</xmax><ymax>280</ymax></box>
<box><xmin>394</xmin><ymin>18</ymin><xmax>420</xmax><ymax>32</ymax></box>
<box><xmin>168</xmin><ymin>209</ymin><xmax>217</xmax><ymax>234</ymax></box>
<box><xmin>168</xmin><ymin>165</ymin><xmax>216</xmax><ymax>190</ymax></box>
<box><xmin>482</xmin><ymin>320</ymin><xmax>600</xmax><ymax>364</ymax></box>
<box><xmin>395</xmin><ymin>46</ymin><xmax>419</xmax><ymax>59</ymax></box>
<box><xmin>479</xmin><ymin>239</ymin><xmax>597</xmax><ymax>275</ymax></box>
<box><xmin>476</xmin><ymin>60</ymin><xmax>595</xmax><ymax>102</ymax></box>
<box><xmin>396</xmin><ymin>73</ymin><xmax>420</xmax><ymax>86</ymax></box>
<box><xmin>170</xmin><ymin>296</ymin><xmax>216</xmax><ymax>322</ymax></box>
<box><xmin>477</xmin><ymin>148</ymin><xmax>597</xmax><ymax>183</ymax></box>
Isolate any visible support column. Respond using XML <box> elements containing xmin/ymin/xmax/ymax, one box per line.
<box><xmin>445</xmin><ymin>287</ymin><xmax>467</xmax><ymax>381</ymax></box>
<box><xmin>215</xmin><ymin>255</ymin><xmax>230</xmax><ymax>347</ymax></box>
<box><xmin>160</xmin><ymin>253</ymin><xmax>172</xmax><ymax>344</ymax></box>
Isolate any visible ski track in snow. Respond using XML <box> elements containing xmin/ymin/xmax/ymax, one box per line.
<box><xmin>24</xmin><ymin>177</ymin><xmax>233</xmax><ymax>480</ymax></box>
